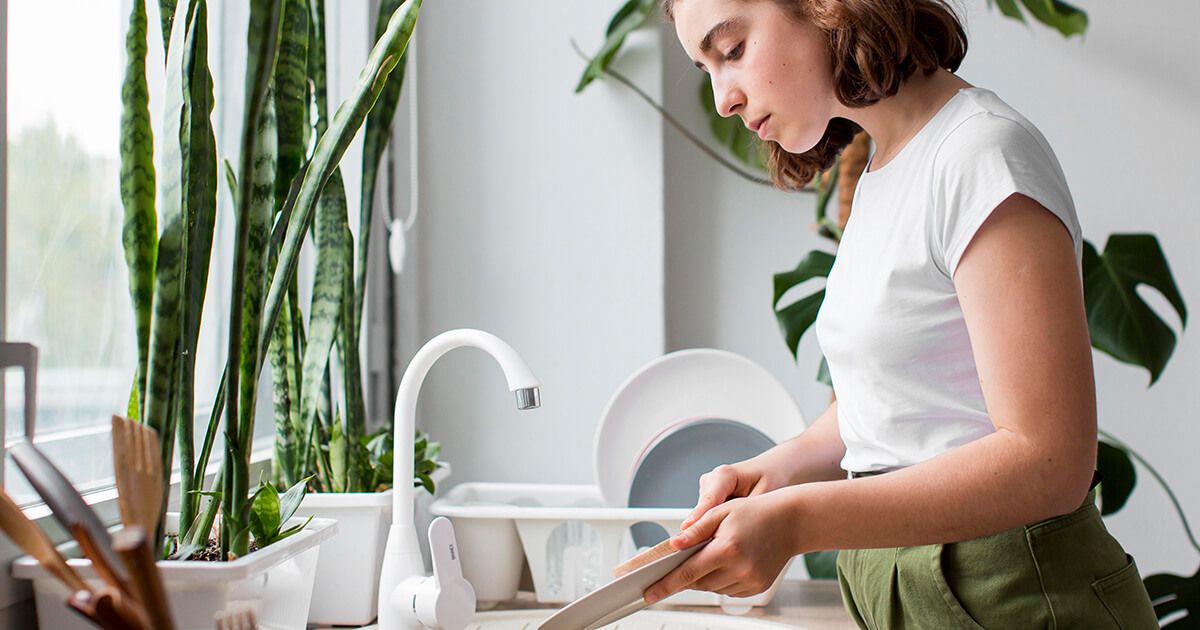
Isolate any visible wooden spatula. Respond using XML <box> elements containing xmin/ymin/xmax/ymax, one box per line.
<box><xmin>0</xmin><ymin>489</ymin><xmax>89</xmax><ymax>592</ymax></box>
<box><xmin>613</xmin><ymin>537</ymin><xmax>681</xmax><ymax>578</ymax></box>
<box><xmin>111</xmin><ymin>416</ymin><xmax>163</xmax><ymax>535</ymax></box>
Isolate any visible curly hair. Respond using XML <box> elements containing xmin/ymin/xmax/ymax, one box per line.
<box><xmin>663</xmin><ymin>0</ymin><xmax>968</xmax><ymax>190</ymax></box>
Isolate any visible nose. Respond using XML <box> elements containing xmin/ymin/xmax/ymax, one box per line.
<box><xmin>711</xmin><ymin>74</ymin><xmax>745</xmax><ymax>118</ymax></box>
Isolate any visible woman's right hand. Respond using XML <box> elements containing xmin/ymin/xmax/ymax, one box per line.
<box><xmin>680</xmin><ymin>455</ymin><xmax>791</xmax><ymax>531</ymax></box>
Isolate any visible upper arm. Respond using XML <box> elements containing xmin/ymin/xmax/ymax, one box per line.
<box><xmin>952</xmin><ymin>193</ymin><xmax>1096</xmax><ymax>502</ymax></box>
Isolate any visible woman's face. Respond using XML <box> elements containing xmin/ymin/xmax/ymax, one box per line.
<box><xmin>673</xmin><ymin>0</ymin><xmax>838</xmax><ymax>154</ymax></box>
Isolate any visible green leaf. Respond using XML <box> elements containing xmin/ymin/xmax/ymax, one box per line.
<box><xmin>249</xmin><ymin>481</ymin><xmax>282</xmax><ymax>545</ymax></box>
<box><xmin>1096</xmin><ymin>441</ymin><xmax>1136</xmax><ymax>517</ymax></box>
<box><xmin>119</xmin><ymin>0</ymin><xmax>158</xmax><ymax>424</ymax></box>
<box><xmin>772</xmin><ymin>250</ymin><xmax>835</xmax><ymax>360</ymax></box>
<box><xmin>575</xmin><ymin>0</ymin><xmax>657</xmax><ymax>93</ymax></box>
<box><xmin>358</xmin><ymin>0</ymin><xmax>410</xmax><ymax>338</ymax></box>
<box><xmin>276</xmin><ymin>515</ymin><xmax>313</xmax><ymax>542</ymax></box>
<box><xmin>1017</xmin><ymin>0</ymin><xmax>1088</xmax><ymax>38</ymax></box>
<box><xmin>159</xmin><ymin>0</ymin><xmax>178</xmax><ymax>54</ymax></box>
<box><xmin>699</xmin><ymin>76</ymin><xmax>767</xmax><ymax>172</ymax></box>
<box><xmin>990</xmin><ymin>0</ymin><xmax>1026</xmax><ymax>23</ymax></box>
<box><xmin>329</xmin><ymin>422</ymin><xmax>349</xmax><ymax>493</ymax></box>
<box><xmin>1082</xmin><ymin>235</ymin><xmax>1187</xmax><ymax>385</ymax></box>
<box><xmin>804</xmin><ymin>550</ymin><xmax>839</xmax><ymax>580</ymax></box>
<box><xmin>278</xmin><ymin>476</ymin><xmax>310</xmax><ymax>525</ymax></box>
<box><xmin>816</xmin><ymin>356</ymin><xmax>831</xmax><ymax>388</ymax></box>
<box><xmin>273</xmin><ymin>0</ymin><xmax>309</xmax><ymax>209</ymax></box>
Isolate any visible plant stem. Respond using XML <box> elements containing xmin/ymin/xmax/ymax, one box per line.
<box><xmin>1099</xmin><ymin>429</ymin><xmax>1200</xmax><ymax>555</ymax></box>
<box><xmin>569</xmin><ymin>38</ymin><xmax>779</xmax><ymax>189</ymax></box>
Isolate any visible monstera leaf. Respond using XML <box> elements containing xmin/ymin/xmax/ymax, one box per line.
<box><xmin>699</xmin><ymin>76</ymin><xmax>768</xmax><ymax>172</ymax></box>
<box><xmin>773</xmin><ymin>250</ymin><xmax>835</xmax><ymax>358</ymax></box>
<box><xmin>1095</xmin><ymin>440</ymin><xmax>1136</xmax><ymax>516</ymax></box>
<box><xmin>988</xmin><ymin>0</ymin><xmax>1088</xmax><ymax>37</ymax></box>
<box><xmin>1082</xmin><ymin>235</ymin><xmax>1187</xmax><ymax>385</ymax></box>
<box><xmin>1144</xmin><ymin>566</ymin><xmax>1200</xmax><ymax>629</ymax></box>
<box><xmin>575</xmin><ymin>0</ymin><xmax>657</xmax><ymax>93</ymax></box>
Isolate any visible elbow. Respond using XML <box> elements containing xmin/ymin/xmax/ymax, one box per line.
<box><xmin>1044</xmin><ymin>454</ymin><xmax>1097</xmax><ymax>518</ymax></box>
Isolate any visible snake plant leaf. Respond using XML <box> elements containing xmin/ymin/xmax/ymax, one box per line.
<box><xmin>256</xmin><ymin>0</ymin><xmax>421</xmax><ymax>372</ymax></box>
<box><xmin>224</xmin><ymin>0</ymin><xmax>283</xmax><ymax>558</ymax></box>
<box><xmin>298</xmin><ymin>168</ymin><xmax>348</xmax><ymax>480</ymax></box>
<box><xmin>339</xmin><ymin>222</ymin><xmax>368</xmax><ymax>488</ymax></box>
<box><xmin>1096</xmin><ymin>440</ymin><xmax>1136</xmax><ymax>517</ymax></box>
<box><xmin>274</xmin><ymin>0</ymin><xmax>308</xmax><ymax>210</ymax></box>
<box><xmin>159</xmin><ymin>0</ymin><xmax>178</xmax><ymax>55</ymax></box>
<box><xmin>144</xmin><ymin>0</ymin><xmax>196</xmax><ymax>459</ymax></box>
<box><xmin>248</xmin><ymin>481</ymin><xmax>282</xmax><ymax>545</ymax></box>
<box><xmin>772</xmin><ymin>250</ymin><xmax>835</xmax><ymax>359</ymax></box>
<box><xmin>329</xmin><ymin>421</ymin><xmax>349</xmax><ymax>493</ymax></box>
<box><xmin>575</xmin><ymin>0</ymin><xmax>657</xmax><ymax>93</ymax></box>
<box><xmin>804</xmin><ymin>550</ymin><xmax>839</xmax><ymax>580</ymax></box>
<box><xmin>358</xmin><ymin>0</ymin><xmax>409</xmax><ymax>336</ymax></box>
<box><xmin>1082</xmin><ymin>235</ymin><xmax>1187</xmax><ymax>385</ymax></box>
<box><xmin>699</xmin><ymin>76</ymin><xmax>767</xmax><ymax>172</ymax></box>
<box><xmin>270</xmin><ymin>292</ymin><xmax>301</xmax><ymax>486</ymax></box>
<box><xmin>174</xmin><ymin>0</ymin><xmax>218</xmax><ymax>535</ymax></box>
<box><xmin>277</xmin><ymin>476</ymin><xmax>310</xmax><ymax>525</ymax></box>
<box><xmin>307</xmin><ymin>0</ymin><xmax>330</xmax><ymax>135</ymax></box>
<box><xmin>1143</xmin><ymin>566</ymin><xmax>1200</xmax><ymax>628</ymax></box>
<box><xmin>119</xmin><ymin>0</ymin><xmax>158</xmax><ymax>423</ymax></box>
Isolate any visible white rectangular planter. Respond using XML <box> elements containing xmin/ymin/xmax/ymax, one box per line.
<box><xmin>12</xmin><ymin>514</ymin><xmax>337</xmax><ymax>630</ymax></box>
<box><xmin>294</xmin><ymin>491</ymin><xmax>392</xmax><ymax>626</ymax></box>
<box><xmin>294</xmin><ymin>463</ymin><xmax>450</xmax><ymax>625</ymax></box>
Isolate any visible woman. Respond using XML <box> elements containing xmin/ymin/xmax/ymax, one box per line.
<box><xmin>644</xmin><ymin>0</ymin><xmax>1160</xmax><ymax>627</ymax></box>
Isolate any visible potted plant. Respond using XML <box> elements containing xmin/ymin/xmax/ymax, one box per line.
<box><xmin>241</xmin><ymin>0</ymin><xmax>448</xmax><ymax>624</ymax></box>
<box><xmin>10</xmin><ymin>0</ymin><xmax>421</xmax><ymax>628</ymax></box>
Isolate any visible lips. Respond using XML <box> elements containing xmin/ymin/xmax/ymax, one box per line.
<box><xmin>748</xmin><ymin>115</ymin><xmax>770</xmax><ymax>139</ymax></box>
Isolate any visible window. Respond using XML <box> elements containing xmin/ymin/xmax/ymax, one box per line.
<box><xmin>2</xmin><ymin>0</ymin><xmax>275</xmax><ymax>507</ymax></box>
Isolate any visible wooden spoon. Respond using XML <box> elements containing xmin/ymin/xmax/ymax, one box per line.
<box><xmin>0</xmin><ymin>489</ymin><xmax>89</xmax><ymax>592</ymax></box>
<box><xmin>113</xmin><ymin>526</ymin><xmax>174</xmax><ymax>630</ymax></box>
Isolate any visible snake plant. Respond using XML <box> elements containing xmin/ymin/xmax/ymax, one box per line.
<box><xmin>119</xmin><ymin>0</ymin><xmax>422</xmax><ymax>559</ymax></box>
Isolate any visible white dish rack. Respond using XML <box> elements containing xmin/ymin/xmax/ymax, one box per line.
<box><xmin>429</xmin><ymin>482</ymin><xmax>792</xmax><ymax>610</ymax></box>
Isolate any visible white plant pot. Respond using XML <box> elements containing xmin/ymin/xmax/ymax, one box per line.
<box><xmin>12</xmin><ymin>514</ymin><xmax>337</xmax><ymax>630</ymax></box>
<box><xmin>294</xmin><ymin>463</ymin><xmax>450</xmax><ymax>626</ymax></box>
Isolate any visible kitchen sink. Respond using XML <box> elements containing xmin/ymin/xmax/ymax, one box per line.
<box><xmin>464</xmin><ymin>609</ymin><xmax>812</xmax><ymax>629</ymax></box>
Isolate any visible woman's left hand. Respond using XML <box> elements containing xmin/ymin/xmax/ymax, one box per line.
<box><xmin>642</xmin><ymin>490</ymin><xmax>800</xmax><ymax>603</ymax></box>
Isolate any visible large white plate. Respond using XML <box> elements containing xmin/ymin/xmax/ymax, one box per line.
<box><xmin>593</xmin><ymin>349</ymin><xmax>806</xmax><ymax>507</ymax></box>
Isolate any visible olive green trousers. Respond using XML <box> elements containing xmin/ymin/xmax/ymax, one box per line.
<box><xmin>835</xmin><ymin>489</ymin><xmax>1159</xmax><ymax>629</ymax></box>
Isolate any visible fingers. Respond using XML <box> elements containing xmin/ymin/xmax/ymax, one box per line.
<box><xmin>681</xmin><ymin>465</ymin><xmax>739</xmax><ymax>529</ymax></box>
<box><xmin>642</xmin><ymin>546</ymin><xmax>720</xmax><ymax>604</ymax></box>
<box><xmin>672</xmin><ymin>504</ymin><xmax>724</xmax><ymax>550</ymax></box>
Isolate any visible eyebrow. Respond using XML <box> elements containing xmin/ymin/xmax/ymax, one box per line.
<box><xmin>694</xmin><ymin>18</ymin><xmax>744</xmax><ymax>69</ymax></box>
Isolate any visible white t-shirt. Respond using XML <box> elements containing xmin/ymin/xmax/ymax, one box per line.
<box><xmin>813</xmin><ymin>87</ymin><xmax>1082</xmax><ymax>474</ymax></box>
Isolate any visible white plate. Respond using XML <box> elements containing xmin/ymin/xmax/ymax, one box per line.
<box><xmin>593</xmin><ymin>349</ymin><xmax>806</xmax><ymax>507</ymax></box>
<box><xmin>537</xmin><ymin>540</ymin><xmax>710</xmax><ymax>630</ymax></box>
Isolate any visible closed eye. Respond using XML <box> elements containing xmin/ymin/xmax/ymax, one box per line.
<box><xmin>724</xmin><ymin>42</ymin><xmax>744</xmax><ymax>61</ymax></box>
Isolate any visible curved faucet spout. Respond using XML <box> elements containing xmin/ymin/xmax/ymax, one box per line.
<box><xmin>392</xmin><ymin>328</ymin><xmax>540</xmax><ymax>527</ymax></box>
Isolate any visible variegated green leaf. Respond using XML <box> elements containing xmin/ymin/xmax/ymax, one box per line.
<box><xmin>299</xmin><ymin>168</ymin><xmax>348</xmax><ymax>484</ymax></box>
<box><xmin>159</xmin><ymin>0</ymin><xmax>178</xmax><ymax>55</ymax></box>
<box><xmin>224</xmin><ymin>0</ymin><xmax>283</xmax><ymax>559</ymax></box>
<box><xmin>339</xmin><ymin>223</ymin><xmax>366</xmax><ymax>489</ymax></box>
<box><xmin>119</xmin><ymin>0</ymin><xmax>157</xmax><ymax>424</ymax></box>
<box><xmin>274</xmin><ymin>0</ymin><xmax>308</xmax><ymax>209</ymax></box>
<box><xmin>357</xmin><ymin>0</ymin><xmax>409</xmax><ymax>335</ymax></box>
<box><xmin>256</xmin><ymin>0</ymin><xmax>420</xmax><ymax>380</ymax></box>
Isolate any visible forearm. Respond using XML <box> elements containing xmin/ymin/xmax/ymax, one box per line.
<box><xmin>758</xmin><ymin>400</ymin><xmax>847</xmax><ymax>486</ymax></box>
<box><xmin>780</xmin><ymin>426</ymin><xmax>1096</xmax><ymax>553</ymax></box>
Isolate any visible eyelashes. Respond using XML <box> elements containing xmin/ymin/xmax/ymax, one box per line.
<box><xmin>724</xmin><ymin>42</ymin><xmax>744</xmax><ymax>61</ymax></box>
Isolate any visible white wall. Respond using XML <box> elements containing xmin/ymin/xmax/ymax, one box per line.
<box><xmin>409</xmin><ymin>1</ymin><xmax>665</xmax><ymax>486</ymax></box>
<box><xmin>662</xmin><ymin>0</ymin><xmax>1200</xmax><ymax>578</ymax></box>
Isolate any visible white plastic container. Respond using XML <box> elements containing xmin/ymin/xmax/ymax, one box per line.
<box><xmin>294</xmin><ymin>491</ymin><xmax>391</xmax><ymax>625</ymax></box>
<box><xmin>294</xmin><ymin>463</ymin><xmax>451</xmax><ymax>625</ymax></box>
<box><xmin>430</xmin><ymin>482</ymin><xmax>793</xmax><ymax>610</ymax></box>
<box><xmin>13</xmin><ymin>514</ymin><xmax>337</xmax><ymax>630</ymax></box>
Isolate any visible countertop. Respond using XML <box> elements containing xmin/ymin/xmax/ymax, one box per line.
<box><xmin>492</xmin><ymin>580</ymin><xmax>859</xmax><ymax>629</ymax></box>
<box><xmin>314</xmin><ymin>580</ymin><xmax>858</xmax><ymax>629</ymax></box>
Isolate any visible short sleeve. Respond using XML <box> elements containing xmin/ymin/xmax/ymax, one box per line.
<box><xmin>931</xmin><ymin>113</ymin><xmax>1080</xmax><ymax>277</ymax></box>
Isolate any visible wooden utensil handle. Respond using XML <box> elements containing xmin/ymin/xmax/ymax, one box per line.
<box><xmin>113</xmin><ymin>526</ymin><xmax>175</xmax><ymax>630</ymax></box>
<box><xmin>613</xmin><ymin>537</ymin><xmax>679</xmax><ymax>578</ymax></box>
<box><xmin>70</xmin><ymin>524</ymin><xmax>134</xmax><ymax>601</ymax></box>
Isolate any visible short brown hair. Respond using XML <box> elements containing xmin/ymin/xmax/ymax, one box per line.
<box><xmin>663</xmin><ymin>0</ymin><xmax>968</xmax><ymax>190</ymax></box>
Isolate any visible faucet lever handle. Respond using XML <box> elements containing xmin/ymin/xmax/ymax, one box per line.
<box><xmin>428</xmin><ymin>516</ymin><xmax>464</xmax><ymax>582</ymax></box>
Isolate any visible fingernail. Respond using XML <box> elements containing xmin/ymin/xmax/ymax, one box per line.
<box><xmin>644</xmin><ymin>591</ymin><xmax>660</xmax><ymax>604</ymax></box>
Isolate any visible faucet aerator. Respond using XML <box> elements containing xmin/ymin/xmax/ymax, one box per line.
<box><xmin>515</xmin><ymin>387</ymin><xmax>540</xmax><ymax>410</ymax></box>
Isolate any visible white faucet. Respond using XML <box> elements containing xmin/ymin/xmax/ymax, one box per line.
<box><xmin>378</xmin><ymin>329</ymin><xmax>541</xmax><ymax>630</ymax></box>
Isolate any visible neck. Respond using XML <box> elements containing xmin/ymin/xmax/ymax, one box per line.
<box><xmin>838</xmin><ymin>68</ymin><xmax>973</xmax><ymax>170</ymax></box>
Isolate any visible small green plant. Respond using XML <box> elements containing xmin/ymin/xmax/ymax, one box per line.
<box><xmin>248</xmin><ymin>478</ymin><xmax>313</xmax><ymax>548</ymax></box>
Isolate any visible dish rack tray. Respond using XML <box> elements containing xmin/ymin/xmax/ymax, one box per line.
<box><xmin>429</xmin><ymin>482</ymin><xmax>792</xmax><ymax>609</ymax></box>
